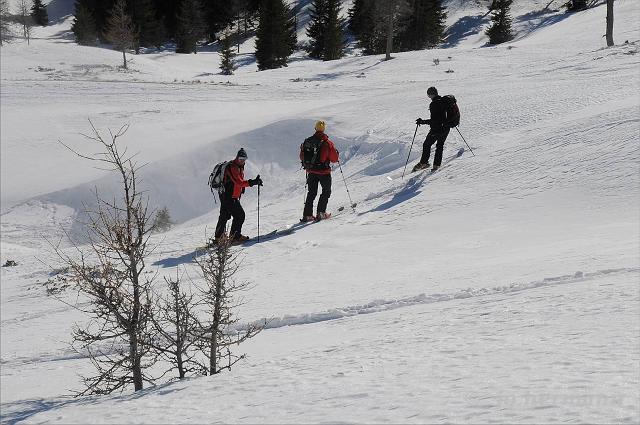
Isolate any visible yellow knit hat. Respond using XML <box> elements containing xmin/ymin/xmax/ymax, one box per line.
<box><xmin>314</xmin><ymin>120</ymin><xmax>326</xmax><ymax>132</ymax></box>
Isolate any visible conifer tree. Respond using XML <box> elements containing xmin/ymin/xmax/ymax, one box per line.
<box><xmin>129</xmin><ymin>0</ymin><xmax>164</xmax><ymax>49</ymax></box>
<box><xmin>348</xmin><ymin>0</ymin><xmax>365</xmax><ymax>37</ymax></box>
<box><xmin>30</xmin><ymin>0</ymin><xmax>48</xmax><ymax>26</ymax></box>
<box><xmin>203</xmin><ymin>0</ymin><xmax>233</xmax><ymax>42</ymax></box>
<box><xmin>156</xmin><ymin>0</ymin><xmax>179</xmax><ymax>39</ymax></box>
<box><xmin>396</xmin><ymin>0</ymin><xmax>446</xmax><ymax>51</ymax></box>
<box><xmin>104</xmin><ymin>0</ymin><xmax>138</xmax><ymax>69</ymax></box>
<box><xmin>255</xmin><ymin>0</ymin><xmax>297</xmax><ymax>71</ymax></box>
<box><xmin>350</xmin><ymin>0</ymin><xmax>384</xmax><ymax>54</ymax></box>
<box><xmin>219</xmin><ymin>33</ymin><xmax>237</xmax><ymax>75</ymax></box>
<box><xmin>72</xmin><ymin>0</ymin><xmax>98</xmax><ymax>46</ymax></box>
<box><xmin>306</xmin><ymin>0</ymin><xmax>326</xmax><ymax>59</ymax></box>
<box><xmin>322</xmin><ymin>0</ymin><xmax>347</xmax><ymax>61</ymax></box>
<box><xmin>486</xmin><ymin>0</ymin><xmax>513</xmax><ymax>45</ymax></box>
<box><xmin>175</xmin><ymin>0</ymin><xmax>206</xmax><ymax>53</ymax></box>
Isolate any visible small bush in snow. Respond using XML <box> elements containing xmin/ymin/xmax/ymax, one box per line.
<box><xmin>152</xmin><ymin>206</ymin><xmax>173</xmax><ymax>233</ymax></box>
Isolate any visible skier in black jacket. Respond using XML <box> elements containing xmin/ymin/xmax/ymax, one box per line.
<box><xmin>413</xmin><ymin>86</ymin><xmax>450</xmax><ymax>172</ymax></box>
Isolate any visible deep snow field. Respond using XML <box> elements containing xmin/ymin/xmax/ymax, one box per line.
<box><xmin>1</xmin><ymin>0</ymin><xmax>640</xmax><ymax>423</ymax></box>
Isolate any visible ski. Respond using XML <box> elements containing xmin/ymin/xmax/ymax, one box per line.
<box><xmin>387</xmin><ymin>147</ymin><xmax>464</xmax><ymax>181</ymax></box>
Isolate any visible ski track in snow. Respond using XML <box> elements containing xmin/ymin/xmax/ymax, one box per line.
<box><xmin>252</xmin><ymin>267</ymin><xmax>639</xmax><ymax>330</ymax></box>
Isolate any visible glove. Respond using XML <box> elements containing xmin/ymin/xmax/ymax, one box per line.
<box><xmin>416</xmin><ymin>118</ymin><xmax>429</xmax><ymax>125</ymax></box>
<box><xmin>249</xmin><ymin>176</ymin><xmax>263</xmax><ymax>187</ymax></box>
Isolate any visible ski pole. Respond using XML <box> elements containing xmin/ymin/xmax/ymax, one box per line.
<box><xmin>257</xmin><ymin>183</ymin><xmax>260</xmax><ymax>242</ymax></box>
<box><xmin>402</xmin><ymin>124</ymin><xmax>420</xmax><ymax>179</ymax></box>
<box><xmin>303</xmin><ymin>172</ymin><xmax>308</xmax><ymax>215</ymax></box>
<box><xmin>455</xmin><ymin>126</ymin><xmax>475</xmax><ymax>156</ymax></box>
<box><xmin>337</xmin><ymin>159</ymin><xmax>356</xmax><ymax>211</ymax></box>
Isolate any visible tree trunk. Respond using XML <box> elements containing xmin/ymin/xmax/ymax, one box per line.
<box><xmin>385</xmin><ymin>3</ymin><xmax>393</xmax><ymax>60</ymax></box>
<box><xmin>177</xmin><ymin>351</ymin><xmax>185</xmax><ymax>378</ymax></box>
<box><xmin>237</xmin><ymin>14</ymin><xmax>241</xmax><ymax>53</ymax></box>
<box><xmin>606</xmin><ymin>0</ymin><xmax>614</xmax><ymax>47</ymax></box>
<box><xmin>122</xmin><ymin>49</ymin><xmax>127</xmax><ymax>69</ymax></box>
<box><xmin>209</xmin><ymin>259</ymin><xmax>224</xmax><ymax>375</ymax></box>
<box><xmin>130</xmin><ymin>333</ymin><xmax>143</xmax><ymax>391</ymax></box>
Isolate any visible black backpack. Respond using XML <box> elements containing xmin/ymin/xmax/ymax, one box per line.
<box><xmin>301</xmin><ymin>135</ymin><xmax>328</xmax><ymax>171</ymax></box>
<box><xmin>441</xmin><ymin>95</ymin><xmax>460</xmax><ymax>128</ymax></box>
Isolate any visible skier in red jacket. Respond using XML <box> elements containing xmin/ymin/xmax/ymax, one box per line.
<box><xmin>215</xmin><ymin>148</ymin><xmax>262</xmax><ymax>243</ymax></box>
<box><xmin>299</xmin><ymin>121</ymin><xmax>339</xmax><ymax>222</ymax></box>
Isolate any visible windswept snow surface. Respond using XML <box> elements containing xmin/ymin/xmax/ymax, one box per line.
<box><xmin>2</xmin><ymin>0</ymin><xmax>640</xmax><ymax>423</ymax></box>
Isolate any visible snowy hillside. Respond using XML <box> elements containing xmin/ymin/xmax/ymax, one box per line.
<box><xmin>2</xmin><ymin>0</ymin><xmax>640</xmax><ymax>423</ymax></box>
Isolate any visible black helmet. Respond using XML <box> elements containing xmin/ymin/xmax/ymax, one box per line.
<box><xmin>427</xmin><ymin>86</ymin><xmax>438</xmax><ymax>96</ymax></box>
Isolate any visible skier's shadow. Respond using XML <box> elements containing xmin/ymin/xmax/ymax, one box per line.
<box><xmin>365</xmin><ymin>173</ymin><xmax>427</xmax><ymax>214</ymax></box>
<box><xmin>153</xmin><ymin>250</ymin><xmax>202</xmax><ymax>268</ymax></box>
<box><xmin>153</xmin><ymin>227</ymin><xmax>303</xmax><ymax>267</ymax></box>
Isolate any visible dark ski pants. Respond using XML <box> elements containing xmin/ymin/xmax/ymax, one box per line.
<box><xmin>420</xmin><ymin>129</ymin><xmax>450</xmax><ymax>167</ymax></box>
<box><xmin>215</xmin><ymin>194</ymin><xmax>245</xmax><ymax>239</ymax></box>
<box><xmin>304</xmin><ymin>173</ymin><xmax>332</xmax><ymax>217</ymax></box>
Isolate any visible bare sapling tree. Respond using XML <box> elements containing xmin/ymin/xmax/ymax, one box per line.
<box><xmin>606</xmin><ymin>0</ymin><xmax>614</xmax><ymax>47</ymax></box>
<box><xmin>148</xmin><ymin>270</ymin><xmax>205</xmax><ymax>379</ymax></box>
<box><xmin>54</xmin><ymin>121</ymin><xmax>156</xmax><ymax>394</ymax></box>
<box><xmin>104</xmin><ymin>0</ymin><xmax>138</xmax><ymax>69</ymax></box>
<box><xmin>194</xmin><ymin>238</ymin><xmax>263</xmax><ymax>375</ymax></box>
<box><xmin>17</xmin><ymin>0</ymin><xmax>33</xmax><ymax>45</ymax></box>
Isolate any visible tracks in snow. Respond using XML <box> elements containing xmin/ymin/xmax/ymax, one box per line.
<box><xmin>245</xmin><ymin>267</ymin><xmax>638</xmax><ymax>331</ymax></box>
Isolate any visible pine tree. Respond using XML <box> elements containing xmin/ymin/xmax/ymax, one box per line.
<box><xmin>306</xmin><ymin>0</ymin><xmax>326</xmax><ymax>59</ymax></box>
<box><xmin>104</xmin><ymin>0</ymin><xmax>138</xmax><ymax>68</ymax></box>
<box><xmin>396</xmin><ymin>0</ymin><xmax>446</xmax><ymax>51</ymax></box>
<box><xmin>72</xmin><ymin>0</ymin><xmax>98</xmax><ymax>46</ymax></box>
<box><xmin>219</xmin><ymin>33</ymin><xmax>237</xmax><ymax>75</ymax></box>
<box><xmin>348</xmin><ymin>0</ymin><xmax>365</xmax><ymax>37</ymax></box>
<box><xmin>156</xmin><ymin>0</ymin><xmax>179</xmax><ymax>39</ymax></box>
<box><xmin>486</xmin><ymin>0</ymin><xmax>513</xmax><ymax>45</ymax></box>
<box><xmin>176</xmin><ymin>0</ymin><xmax>206</xmax><ymax>53</ymax></box>
<box><xmin>203</xmin><ymin>0</ymin><xmax>234</xmax><ymax>42</ymax></box>
<box><xmin>129</xmin><ymin>0</ymin><xmax>164</xmax><ymax>50</ymax></box>
<box><xmin>322</xmin><ymin>0</ymin><xmax>347</xmax><ymax>61</ymax></box>
<box><xmin>31</xmin><ymin>0</ymin><xmax>49</xmax><ymax>26</ymax></box>
<box><xmin>255</xmin><ymin>0</ymin><xmax>297</xmax><ymax>71</ymax></box>
<box><xmin>351</xmin><ymin>0</ymin><xmax>384</xmax><ymax>54</ymax></box>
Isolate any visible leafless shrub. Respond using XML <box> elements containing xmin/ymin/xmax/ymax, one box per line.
<box><xmin>194</xmin><ymin>238</ymin><xmax>264</xmax><ymax>375</ymax></box>
<box><xmin>53</xmin><ymin>121</ymin><xmax>156</xmax><ymax>395</ymax></box>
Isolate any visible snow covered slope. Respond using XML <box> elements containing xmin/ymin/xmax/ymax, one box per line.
<box><xmin>1</xmin><ymin>0</ymin><xmax>639</xmax><ymax>423</ymax></box>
